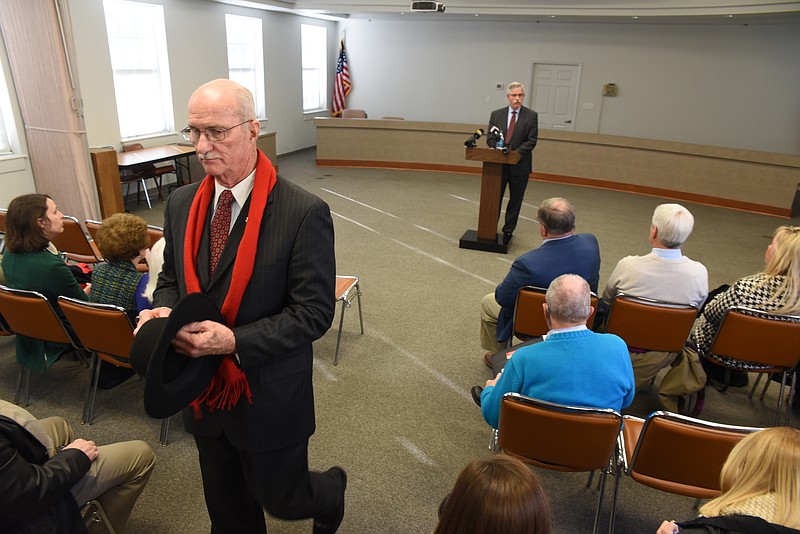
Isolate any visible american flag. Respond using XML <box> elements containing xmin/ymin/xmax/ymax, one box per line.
<box><xmin>332</xmin><ymin>39</ymin><xmax>351</xmax><ymax>116</ymax></box>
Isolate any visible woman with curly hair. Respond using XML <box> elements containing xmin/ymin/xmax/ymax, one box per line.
<box><xmin>435</xmin><ymin>455</ymin><xmax>551</xmax><ymax>534</ymax></box>
<box><xmin>657</xmin><ymin>427</ymin><xmax>800</xmax><ymax>533</ymax></box>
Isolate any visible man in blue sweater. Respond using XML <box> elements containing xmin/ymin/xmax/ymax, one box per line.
<box><xmin>479</xmin><ymin>274</ymin><xmax>635</xmax><ymax>429</ymax></box>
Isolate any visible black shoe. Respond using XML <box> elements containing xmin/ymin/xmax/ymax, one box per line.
<box><xmin>471</xmin><ymin>386</ymin><xmax>483</xmax><ymax>407</ymax></box>
<box><xmin>502</xmin><ymin>233</ymin><xmax>513</xmax><ymax>245</ymax></box>
<box><xmin>313</xmin><ymin>467</ymin><xmax>347</xmax><ymax>534</ymax></box>
<box><xmin>97</xmin><ymin>364</ymin><xmax>135</xmax><ymax>390</ymax></box>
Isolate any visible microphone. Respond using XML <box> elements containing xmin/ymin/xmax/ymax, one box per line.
<box><xmin>489</xmin><ymin>126</ymin><xmax>508</xmax><ymax>153</ymax></box>
<box><xmin>464</xmin><ymin>128</ymin><xmax>484</xmax><ymax>147</ymax></box>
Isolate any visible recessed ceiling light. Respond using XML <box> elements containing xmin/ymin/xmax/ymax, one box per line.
<box><xmin>549</xmin><ymin>15</ymin><xmax>555</xmax><ymax>18</ymax></box>
<box><xmin>726</xmin><ymin>14</ymin><xmax>734</xmax><ymax>18</ymax></box>
<box><xmin>632</xmin><ymin>16</ymin><xmax>639</xmax><ymax>19</ymax></box>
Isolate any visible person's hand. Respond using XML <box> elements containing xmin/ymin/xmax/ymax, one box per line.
<box><xmin>485</xmin><ymin>371</ymin><xmax>502</xmax><ymax>388</ymax></box>
<box><xmin>63</xmin><ymin>439</ymin><xmax>99</xmax><ymax>461</ymax></box>
<box><xmin>134</xmin><ymin>306</ymin><xmax>172</xmax><ymax>334</ymax></box>
<box><xmin>83</xmin><ymin>283</ymin><xmax>92</xmax><ymax>296</ymax></box>
<box><xmin>656</xmin><ymin>520</ymin><xmax>679</xmax><ymax>534</ymax></box>
<box><xmin>172</xmin><ymin>320</ymin><xmax>236</xmax><ymax>358</ymax></box>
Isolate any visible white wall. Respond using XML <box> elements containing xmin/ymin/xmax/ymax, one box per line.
<box><xmin>341</xmin><ymin>19</ymin><xmax>800</xmax><ymax>155</ymax></box>
<box><xmin>69</xmin><ymin>0</ymin><xmax>338</xmax><ymax>155</ymax></box>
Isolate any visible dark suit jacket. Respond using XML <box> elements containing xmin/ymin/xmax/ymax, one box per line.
<box><xmin>154</xmin><ymin>173</ymin><xmax>336</xmax><ymax>453</ymax></box>
<box><xmin>0</xmin><ymin>415</ymin><xmax>90</xmax><ymax>533</ymax></box>
<box><xmin>486</xmin><ymin>105</ymin><xmax>538</xmax><ymax>177</ymax></box>
<box><xmin>493</xmin><ymin>234</ymin><xmax>601</xmax><ymax>342</ymax></box>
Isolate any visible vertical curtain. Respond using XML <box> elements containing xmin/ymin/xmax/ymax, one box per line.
<box><xmin>0</xmin><ymin>0</ymin><xmax>99</xmax><ymax>222</ymax></box>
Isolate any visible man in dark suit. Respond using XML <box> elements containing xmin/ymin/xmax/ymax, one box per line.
<box><xmin>137</xmin><ymin>79</ymin><xmax>345</xmax><ymax>534</ymax></box>
<box><xmin>479</xmin><ymin>198</ymin><xmax>600</xmax><ymax>360</ymax></box>
<box><xmin>486</xmin><ymin>81</ymin><xmax>539</xmax><ymax>245</ymax></box>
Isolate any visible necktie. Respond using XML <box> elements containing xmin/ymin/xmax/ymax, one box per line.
<box><xmin>506</xmin><ymin>110</ymin><xmax>517</xmax><ymax>142</ymax></box>
<box><xmin>209</xmin><ymin>189</ymin><xmax>234</xmax><ymax>274</ymax></box>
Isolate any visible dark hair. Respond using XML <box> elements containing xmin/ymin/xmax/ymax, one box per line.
<box><xmin>4</xmin><ymin>194</ymin><xmax>52</xmax><ymax>253</ymax></box>
<box><xmin>435</xmin><ymin>455</ymin><xmax>552</xmax><ymax>534</ymax></box>
<box><xmin>96</xmin><ymin>213</ymin><xmax>149</xmax><ymax>262</ymax></box>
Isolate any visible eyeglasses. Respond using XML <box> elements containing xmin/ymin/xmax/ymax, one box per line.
<box><xmin>508</xmin><ymin>93</ymin><xmax>525</xmax><ymax>99</ymax></box>
<box><xmin>180</xmin><ymin>120</ymin><xmax>252</xmax><ymax>143</ymax></box>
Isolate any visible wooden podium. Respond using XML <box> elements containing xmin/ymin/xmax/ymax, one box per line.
<box><xmin>459</xmin><ymin>147</ymin><xmax>520</xmax><ymax>253</ymax></box>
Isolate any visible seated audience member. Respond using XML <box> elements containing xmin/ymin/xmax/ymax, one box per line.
<box><xmin>91</xmin><ymin>213</ymin><xmax>149</xmax><ymax>320</ymax></box>
<box><xmin>600</xmin><ymin>203</ymin><xmax>708</xmax><ymax>390</ymax></box>
<box><xmin>136</xmin><ymin>236</ymin><xmax>165</xmax><ymax>313</ymax></box>
<box><xmin>691</xmin><ymin>225</ymin><xmax>800</xmax><ymax>390</ymax></box>
<box><xmin>477</xmin><ymin>274</ymin><xmax>635</xmax><ymax>428</ymax></box>
<box><xmin>0</xmin><ymin>399</ymin><xmax>156</xmax><ymax>534</ymax></box>
<box><xmin>1</xmin><ymin>194</ymin><xmax>90</xmax><ymax>372</ymax></box>
<box><xmin>480</xmin><ymin>198</ymin><xmax>600</xmax><ymax>361</ymax></box>
<box><xmin>656</xmin><ymin>426</ymin><xmax>800</xmax><ymax>534</ymax></box>
<box><xmin>435</xmin><ymin>455</ymin><xmax>551</xmax><ymax>534</ymax></box>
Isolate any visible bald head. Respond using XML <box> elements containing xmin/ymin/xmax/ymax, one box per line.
<box><xmin>537</xmin><ymin>198</ymin><xmax>575</xmax><ymax>237</ymax></box>
<box><xmin>189</xmin><ymin>79</ymin><xmax>256</xmax><ymax>123</ymax></box>
<box><xmin>545</xmin><ymin>274</ymin><xmax>591</xmax><ymax>326</ymax></box>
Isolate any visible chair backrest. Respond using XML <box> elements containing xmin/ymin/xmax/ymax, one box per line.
<box><xmin>622</xmin><ymin>411</ymin><xmax>759</xmax><ymax>499</ymax></box>
<box><xmin>123</xmin><ymin>142</ymin><xmax>157</xmax><ymax>174</ymax></box>
<box><xmin>0</xmin><ymin>284</ymin><xmax>75</xmax><ymax>345</ymax></box>
<box><xmin>147</xmin><ymin>225</ymin><xmax>164</xmax><ymax>248</ymax></box>
<box><xmin>341</xmin><ymin>109</ymin><xmax>367</xmax><ymax>118</ymax></box>
<box><xmin>84</xmin><ymin>219</ymin><xmax>101</xmax><ymax>243</ymax></box>
<box><xmin>512</xmin><ymin>286</ymin><xmax>598</xmax><ymax>341</ymax></box>
<box><xmin>0</xmin><ymin>208</ymin><xmax>7</xmax><ymax>233</ymax></box>
<box><xmin>58</xmin><ymin>296</ymin><xmax>134</xmax><ymax>366</ymax></box>
<box><xmin>50</xmin><ymin>216</ymin><xmax>102</xmax><ymax>263</ymax></box>
<box><xmin>709</xmin><ymin>306</ymin><xmax>800</xmax><ymax>369</ymax></box>
<box><xmin>499</xmin><ymin>393</ymin><xmax>622</xmax><ymax>473</ymax></box>
<box><xmin>604</xmin><ymin>294</ymin><xmax>697</xmax><ymax>352</ymax></box>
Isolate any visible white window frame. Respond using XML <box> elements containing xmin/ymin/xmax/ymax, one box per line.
<box><xmin>300</xmin><ymin>24</ymin><xmax>327</xmax><ymax>113</ymax></box>
<box><xmin>103</xmin><ymin>0</ymin><xmax>174</xmax><ymax>140</ymax></box>
<box><xmin>225</xmin><ymin>14</ymin><xmax>266</xmax><ymax>119</ymax></box>
<box><xmin>0</xmin><ymin>58</ymin><xmax>15</xmax><ymax>154</ymax></box>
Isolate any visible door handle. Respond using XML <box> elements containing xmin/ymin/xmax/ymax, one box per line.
<box><xmin>564</xmin><ymin>120</ymin><xmax>572</xmax><ymax>124</ymax></box>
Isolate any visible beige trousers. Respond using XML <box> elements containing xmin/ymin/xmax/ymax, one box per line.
<box><xmin>630</xmin><ymin>351</ymin><xmax>679</xmax><ymax>391</ymax></box>
<box><xmin>480</xmin><ymin>293</ymin><xmax>506</xmax><ymax>354</ymax></box>
<box><xmin>39</xmin><ymin>416</ymin><xmax>156</xmax><ymax>534</ymax></box>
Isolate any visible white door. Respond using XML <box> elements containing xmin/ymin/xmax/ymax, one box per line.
<box><xmin>531</xmin><ymin>63</ymin><xmax>580</xmax><ymax>131</ymax></box>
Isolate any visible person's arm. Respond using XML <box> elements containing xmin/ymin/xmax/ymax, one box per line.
<box><xmin>480</xmin><ymin>357</ymin><xmax>523</xmax><ymax>429</ymax></box>
<box><xmin>515</xmin><ymin>111</ymin><xmax>538</xmax><ymax>155</ymax></box>
<box><xmin>656</xmin><ymin>520</ymin><xmax>679</xmax><ymax>534</ymax></box>
<box><xmin>699</xmin><ymin>281</ymin><xmax>740</xmax><ymax>331</ymax></box>
<box><xmin>0</xmin><ymin>435</ymin><xmax>92</xmax><ymax>520</ymax></box>
<box><xmin>47</xmin><ymin>258</ymin><xmax>88</xmax><ymax>302</ymax></box>
<box><xmin>601</xmin><ymin>258</ymin><xmax>625</xmax><ymax>303</ymax></box>
<box><xmin>494</xmin><ymin>259</ymin><xmax>529</xmax><ymax>309</ymax></box>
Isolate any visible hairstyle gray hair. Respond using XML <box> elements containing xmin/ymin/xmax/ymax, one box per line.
<box><xmin>651</xmin><ymin>203</ymin><xmax>694</xmax><ymax>248</ymax></box>
<box><xmin>545</xmin><ymin>274</ymin><xmax>591</xmax><ymax>324</ymax></box>
<box><xmin>537</xmin><ymin>197</ymin><xmax>576</xmax><ymax>235</ymax></box>
<box><xmin>507</xmin><ymin>81</ymin><xmax>524</xmax><ymax>93</ymax></box>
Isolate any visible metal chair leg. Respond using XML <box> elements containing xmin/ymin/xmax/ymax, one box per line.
<box><xmin>159</xmin><ymin>417</ymin><xmax>170</xmax><ymax>445</ymax></box>
<box><xmin>82</xmin><ymin>499</ymin><xmax>116</xmax><ymax>534</ymax></box>
<box><xmin>333</xmin><ymin>299</ymin><xmax>347</xmax><ymax>366</ymax></box>
<box><xmin>15</xmin><ymin>365</ymin><xmax>31</xmax><ymax>406</ymax></box>
<box><xmin>83</xmin><ymin>354</ymin><xmax>101</xmax><ymax>425</ymax></box>
<box><xmin>354</xmin><ymin>282</ymin><xmax>364</xmax><ymax>334</ymax></box>
<box><xmin>749</xmin><ymin>373</ymin><xmax>763</xmax><ymax>399</ymax></box>
<box><xmin>488</xmin><ymin>428</ymin><xmax>499</xmax><ymax>452</ymax></box>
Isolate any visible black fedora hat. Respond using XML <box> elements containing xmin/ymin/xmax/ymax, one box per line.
<box><xmin>130</xmin><ymin>292</ymin><xmax>224</xmax><ymax>419</ymax></box>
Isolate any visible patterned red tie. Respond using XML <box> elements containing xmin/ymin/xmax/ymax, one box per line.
<box><xmin>506</xmin><ymin>110</ymin><xmax>517</xmax><ymax>142</ymax></box>
<box><xmin>209</xmin><ymin>189</ymin><xmax>234</xmax><ymax>274</ymax></box>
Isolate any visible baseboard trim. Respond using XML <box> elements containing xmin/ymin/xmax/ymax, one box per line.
<box><xmin>315</xmin><ymin>158</ymin><xmax>792</xmax><ymax>218</ymax></box>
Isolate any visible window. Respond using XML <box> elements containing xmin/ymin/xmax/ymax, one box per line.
<box><xmin>103</xmin><ymin>0</ymin><xmax>174</xmax><ymax>139</ymax></box>
<box><xmin>0</xmin><ymin>59</ymin><xmax>13</xmax><ymax>154</ymax></box>
<box><xmin>0</xmin><ymin>96</ymin><xmax>11</xmax><ymax>154</ymax></box>
<box><xmin>226</xmin><ymin>14</ymin><xmax>266</xmax><ymax>118</ymax></box>
<box><xmin>301</xmin><ymin>24</ymin><xmax>327</xmax><ymax>112</ymax></box>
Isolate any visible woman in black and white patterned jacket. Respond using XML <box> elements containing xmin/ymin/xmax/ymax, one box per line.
<box><xmin>691</xmin><ymin>225</ymin><xmax>800</xmax><ymax>371</ymax></box>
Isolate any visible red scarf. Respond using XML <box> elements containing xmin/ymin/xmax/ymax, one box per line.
<box><xmin>183</xmin><ymin>150</ymin><xmax>276</xmax><ymax>416</ymax></box>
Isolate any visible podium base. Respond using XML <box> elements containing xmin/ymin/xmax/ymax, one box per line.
<box><xmin>459</xmin><ymin>230</ymin><xmax>509</xmax><ymax>254</ymax></box>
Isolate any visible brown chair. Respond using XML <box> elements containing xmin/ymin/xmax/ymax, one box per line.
<box><xmin>510</xmin><ymin>285</ymin><xmax>598</xmax><ymax>346</ymax></box>
<box><xmin>498</xmin><ymin>393</ymin><xmax>623</xmax><ymax>534</ymax></box>
<box><xmin>122</xmin><ymin>143</ymin><xmax>176</xmax><ymax>208</ymax></box>
<box><xmin>616</xmin><ymin>411</ymin><xmax>760</xmax><ymax>530</ymax></box>
<box><xmin>704</xmin><ymin>305</ymin><xmax>800</xmax><ymax>425</ymax></box>
<box><xmin>603</xmin><ymin>294</ymin><xmax>698</xmax><ymax>352</ymax></box>
<box><xmin>58</xmin><ymin>296</ymin><xmax>171</xmax><ymax>444</ymax></box>
<box><xmin>146</xmin><ymin>224</ymin><xmax>164</xmax><ymax>248</ymax></box>
<box><xmin>341</xmin><ymin>109</ymin><xmax>367</xmax><ymax>118</ymax></box>
<box><xmin>333</xmin><ymin>275</ymin><xmax>364</xmax><ymax>365</ymax></box>
<box><xmin>50</xmin><ymin>216</ymin><xmax>102</xmax><ymax>263</ymax></box>
<box><xmin>0</xmin><ymin>285</ymin><xmax>86</xmax><ymax>407</ymax></box>
<box><xmin>0</xmin><ymin>207</ymin><xmax>6</xmax><ymax>233</ymax></box>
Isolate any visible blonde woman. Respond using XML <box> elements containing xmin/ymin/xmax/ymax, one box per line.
<box><xmin>657</xmin><ymin>427</ymin><xmax>800</xmax><ymax>533</ymax></box>
<box><xmin>692</xmin><ymin>226</ymin><xmax>800</xmax><ymax>372</ymax></box>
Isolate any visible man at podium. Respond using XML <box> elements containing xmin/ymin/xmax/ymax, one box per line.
<box><xmin>486</xmin><ymin>82</ymin><xmax>538</xmax><ymax>245</ymax></box>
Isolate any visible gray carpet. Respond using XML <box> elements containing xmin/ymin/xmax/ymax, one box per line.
<box><xmin>1</xmin><ymin>149</ymin><xmax>797</xmax><ymax>533</ymax></box>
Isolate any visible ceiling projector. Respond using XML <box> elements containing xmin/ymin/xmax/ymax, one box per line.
<box><xmin>410</xmin><ymin>1</ymin><xmax>445</xmax><ymax>13</ymax></box>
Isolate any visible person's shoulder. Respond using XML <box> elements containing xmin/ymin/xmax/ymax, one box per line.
<box><xmin>680</xmin><ymin>254</ymin><xmax>709</xmax><ymax>272</ymax></box>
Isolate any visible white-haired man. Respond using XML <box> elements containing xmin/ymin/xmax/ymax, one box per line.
<box><xmin>601</xmin><ymin>203</ymin><xmax>708</xmax><ymax>389</ymax></box>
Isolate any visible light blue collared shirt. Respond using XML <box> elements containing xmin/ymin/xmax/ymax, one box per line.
<box><xmin>650</xmin><ymin>247</ymin><xmax>683</xmax><ymax>260</ymax></box>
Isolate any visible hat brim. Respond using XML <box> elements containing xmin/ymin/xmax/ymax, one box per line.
<box><xmin>130</xmin><ymin>292</ymin><xmax>225</xmax><ymax>419</ymax></box>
